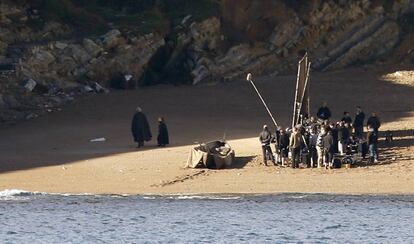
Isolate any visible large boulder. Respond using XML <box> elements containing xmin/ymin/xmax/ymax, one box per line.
<box><xmin>56</xmin><ymin>55</ymin><xmax>77</xmax><ymax>76</ymax></box>
<box><xmin>190</xmin><ymin>17</ymin><xmax>221</xmax><ymax>52</ymax></box>
<box><xmin>3</xmin><ymin>94</ymin><xmax>20</xmax><ymax>109</ymax></box>
<box><xmin>101</xmin><ymin>29</ymin><xmax>122</xmax><ymax>49</ymax></box>
<box><xmin>54</xmin><ymin>41</ymin><xmax>68</xmax><ymax>50</ymax></box>
<box><xmin>68</xmin><ymin>44</ymin><xmax>91</xmax><ymax>64</ymax></box>
<box><xmin>25</xmin><ymin>50</ymin><xmax>55</xmax><ymax>72</ymax></box>
<box><xmin>35</xmin><ymin>50</ymin><xmax>55</xmax><ymax>64</ymax></box>
<box><xmin>0</xmin><ymin>40</ymin><xmax>7</xmax><ymax>55</ymax></box>
<box><xmin>268</xmin><ymin>17</ymin><xmax>303</xmax><ymax>51</ymax></box>
<box><xmin>0</xmin><ymin>93</ymin><xmax>5</xmax><ymax>108</ymax></box>
<box><xmin>82</xmin><ymin>38</ymin><xmax>102</xmax><ymax>57</ymax></box>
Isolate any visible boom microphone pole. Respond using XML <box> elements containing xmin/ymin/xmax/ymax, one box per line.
<box><xmin>246</xmin><ymin>73</ymin><xmax>279</xmax><ymax>128</ymax></box>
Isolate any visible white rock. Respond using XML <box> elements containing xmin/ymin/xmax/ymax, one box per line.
<box><xmin>55</xmin><ymin>41</ymin><xmax>68</xmax><ymax>50</ymax></box>
<box><xmin>90</xmin><ymin>137</ymin><xmax>106</xmax><ymax>142</ymax></box>
<box><xmin>23</xmin><ymin>79</ymin><xmax>37</xmax><ymax>91</ymax></box>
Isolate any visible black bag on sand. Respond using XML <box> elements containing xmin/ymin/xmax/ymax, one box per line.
<box><xmin>332</xmin><ymin>157</ymin><xmax>342</xmax><ymax>168</ymax></box>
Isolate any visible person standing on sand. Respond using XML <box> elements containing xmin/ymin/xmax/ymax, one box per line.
<box><xmin>259</xmin><ymin>125</ymin><xmax>276</xmax><ymax>166</ymax></box>
<box><xmin>323</xmin><ymin>126</ymin><xmax>334</xmax><ymax>169</ymax></box>
<box><xmin>316</xmin><ymin>102</ymin><xmax>332</xmax><ymax>124</ymax></box>
<box><xmin>367</xmin><ymin>112</ymin><xmax>381</xmax><ymax>133</ymax></box>
<box><xmin>329</xmin><ymin>123</ymin><xmax>339</xmax><ymax>153</ymax></box>
<box><xmin>289</xmin><ymin>127</ymin><xmax>302</xmax><ymax>168</ymax></box>
<box><xmin>353</xmin><ymin>106</ymin><xmax>365</xmax><ymax>138</ymax></box>
<box><xmin>273</xmin><ymin>127</ymin><xmax>281</xmax><ymax>164</ymax></box>
<box><xmin>337</xmin><ymin>121</ymin><xmax>350</xmax><ymax>155</ymax></box>
<box><xmin>131</xmin><ymin>107</ymin><xmax>152</xmax><ymax>148</ymax></box>
<box><xmin>367</xmin><ymin>125</ymin><xmax>379</xmax><ymax>163</ymax></box>
<box><xmin>278</xmin><ymin>128</ymin><xmax>290</xmax><ymax>167</ymax></box>
<box><xmin>308</xmin><ymin>125</ymin><xmax>318</xmax><ymax>168</ymax></box>
<box><xmin>341</xmin><ymin>111</ymin><xmax>352</xmax><ymax>124</ymax></box>
<box><xmin>157</xmin><ymin>117</ymin><xmax>169</xmax><ymax>147</ymax></box>
<box><xmin>316</xmin><ymin>126</ymin><xmax>326</xmax><ymax>168</ymax></box>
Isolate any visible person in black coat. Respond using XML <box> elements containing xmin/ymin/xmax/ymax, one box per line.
<box><xmin>259</xmin><ymin>125</ymin><xmax>276</xmax><ymax>166</ymax></box>
<box><xmin>278</xmin><ymin>128</ymin><xmax>290</xmax><ymax>166</ymax></box>
<box><xmin>131</xmin><ymin>107</ymin><xmax>152</xmax><ymax>148</ymax></box>
<box><xmin>323</xmin><ymin>130</ymin><xmax>334</xmax><ymax>169</ymax></box>
<box><xmin>317</xmin><ymin>102</ymin><xmax>332</xmax><ymax>123</ymax></box>
<box><xmin>157</xmin><ymin>117</ymin><xmax>169</xmax><ymax>147</ymax></box>
<box><xmin>367</xmin><ymin>113</ymin><xmax>381</xmax><ymax>133</ymax></box>
<box><xmin>353</xmin><ymin>106</ymin><xmax>365</xmax><ymax>138</ymax></box>
<box><xmin>341</xmin><ymin>111</ymin><xmax>352</xmax><ymax>124</ymax></box>
<box><xmin>337</xmin><ymin>121</ymin><xmax>350</xmax><ymax>155</ymax></box>
<box><xmin>329</xmin><ymin>123</ymin><xmax>339</xmax><ymax>153</ymax></box>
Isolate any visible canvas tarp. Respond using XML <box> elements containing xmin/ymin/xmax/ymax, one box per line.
<box><xmin>186</xmin><ymin>141</ymin><xmax>235</xmax><ymax>169</ymax></box>
<box><xmin>292</xmin><ymin>53</ymin><xmax>311</xmax><ymax>127</ymax></box>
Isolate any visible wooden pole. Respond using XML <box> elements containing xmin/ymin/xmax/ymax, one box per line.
<box><xmin>292</xmin><ymin>59</ymin><xmax>302</xmax><ymax>128</ymax></box>
<box><xmin>247</xmin><ymin>74</ymin><xmax>279</xmax><ymax>128</ymax></box>
<box><xmin>307</xmin><ymin>63</ymin><xmax>311</xmax><ymax>117</ymax></box>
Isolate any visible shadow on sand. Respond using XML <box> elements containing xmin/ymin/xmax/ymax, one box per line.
<box><xmin>0</xmin><ymin>67</ymin><xmax>413</xmax><ymax>173</ymax></box>
<box><xmin>227</xmin><ymin>156</ymin><xmax>256</xmax><ymax>169</ymax></box>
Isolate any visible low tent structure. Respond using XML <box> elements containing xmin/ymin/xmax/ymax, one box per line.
<box><xmin>186</xmin><ymin>140</ymin><xmax>235</xmax><ymax>169</ymax></box>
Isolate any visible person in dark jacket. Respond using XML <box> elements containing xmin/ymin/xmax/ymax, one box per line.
<box><xmin>259</xmin><ymin>125</ymin><xmax>275</xmax><ymax>166</ymax></box>
<box><xmin>289</xmin><ymin>127</ymin><xmax>302</xmax><ymax>168</ymax></box>
<box><xmin>278</xmin><ymin>128</ymin><xmax>290</xmax><ymax>167</ymax></box>
<box><xmin>367</xmin><ymin>126</ymin><xmax>379</xmax><ymax>163</ymax></box>
<box><xmin>341</xmin><ymin>111</ymin><xmax>352</xmax><ymax>124</ymax></box>
<box><xmin>316</xmin><ymin>102</ymin><xmax>332</xmax><ymax>123</ymax></box>
<box><xmin>323</xmin><ymin>129</ymin><xmax>334</xmax><ymax>169</ymax></box>
<box><xmin>329</xmin><ymin>123</ymin><xmax>339</xmax><ymax>153</ymax></box>
<box><xmin>337</xmin><ymin>121</ymin><xmax>350</xmax><ymax>155</ymax></box>
<box><xmin>157</xmin><ymin>117</ymin><xmax>169</xmax><ymax>147</ymax></box>
<box><xmin>367</xmin><ymin>113</ymin><xmax>381</xmax><ymax>133</ymax></box>
<box><xmin>131</xmin><ymin>107</ymin><xmax>152</xmax><ymax>148</ymax></box>
<box><xmin>308</xmin><ymin>125</ymin><xmax>318</xmax><ymax>168</ymax></box>
<box><xmin>353</xmin><ymin>106</ymin><xmax>365</xmax><ymax>138</ymax></box>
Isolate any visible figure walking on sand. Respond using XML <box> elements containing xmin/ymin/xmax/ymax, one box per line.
<box><xmin>131</xmin><ymin>107</ymin><xmax>152</xmax><ymax>148</ymax></box>
<box><xmin>157</xmin><ymin>117</ymin><xmax>169</xmax><ymax>147</ymax></box>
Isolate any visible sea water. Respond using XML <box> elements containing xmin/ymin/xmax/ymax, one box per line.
<box><xmin>1</xmin><ymin>190</ymin><xmax>413</xmax><ymax>243</ymax></box>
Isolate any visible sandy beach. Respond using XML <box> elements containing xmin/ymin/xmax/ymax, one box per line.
<box><xmin>0</xmin><ymin>68</ymin><xmax>413</xmax><ymax>195</ymax></box>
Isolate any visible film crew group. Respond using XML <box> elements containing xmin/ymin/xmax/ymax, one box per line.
<box><xmin>259</xmin><ymin>103</ymin><xmax>381</xmax><ymax>168</ymax></box>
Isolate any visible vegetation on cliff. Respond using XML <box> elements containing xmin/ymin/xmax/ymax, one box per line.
<box><xmin>26</xmin><ymin>0</ymin><xmax>219</xmax><ymax>35</ymax></box>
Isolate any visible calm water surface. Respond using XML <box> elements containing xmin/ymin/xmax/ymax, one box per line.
<box><xmin>1</xmin><ymin>191</ymin><xmax>413</xmax><ymax>243</ymax></box>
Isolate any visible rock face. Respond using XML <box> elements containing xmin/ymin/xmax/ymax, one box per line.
<box><xmin>0</xmin><ymin>0</ymin><xmax>414</xmax><ymax>124</ymax></box>
<box><xmin>185</xmin><ymin>0</ymin><xmax>414</xmax><ymax>84</ymax></box>
<box><xmin>0</xmin><ymin>0</ymin><xmax>166</xmax><ymax>124</ymax></box>
<box><xmin>101</xmin><ymin>29</ymin><xmax>122</xmax><ymax>49</ymax></box>
<box><xmin>18</xmin><ymin>30</ymin><xmax>165</xmax><ymax>85</ymax></box>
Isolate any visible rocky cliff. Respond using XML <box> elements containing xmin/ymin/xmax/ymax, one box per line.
<box><xmin>0</xmin><ymin>0</ymin><xmax>413</xmax><ymax>123</ymax></box>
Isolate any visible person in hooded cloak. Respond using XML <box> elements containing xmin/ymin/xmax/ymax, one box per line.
<box><xmin>131</xmin><ymin>107</ymin><xmax>152</xmax><ymax>148</ymax></box>
<box><xmin>157</xmin><ymin>117</ymin><xmax>169</xmax><ymax>147</ymax></box>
